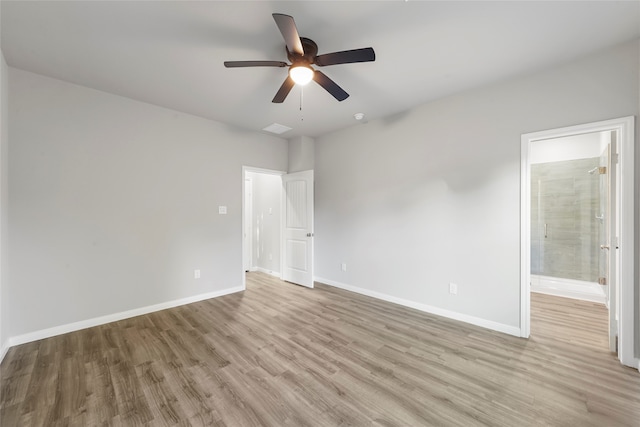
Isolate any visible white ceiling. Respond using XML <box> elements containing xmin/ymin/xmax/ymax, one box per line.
<box><xmin>2</xmin><ymin>1</ymin><xmax>639</xmax><ymax>139</ymax></box>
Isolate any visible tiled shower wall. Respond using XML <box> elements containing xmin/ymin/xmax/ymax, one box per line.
<box><xmin>531</xmin><ymin>157</ymin><xmax>600</xmax><ymax>282</ymax></box>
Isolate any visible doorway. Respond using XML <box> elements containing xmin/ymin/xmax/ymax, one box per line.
<box><xmin>520</xmin><ymin>117</ymin><xmax>636</xmax><ymax>369</ymax></box>
<box><xmin>529</xmin><ymin>131</ymin><xmax>611</xmax><ymax>304</ymax></box>
<box><xmin>242</xmin><ymin>167</ymin><xmax>285</xmax><ymax>288</ymax></box>
<box><xmin>242</xmin><ymin>167</ymin><xmax>315</xmax><ymax>290</ymax></box>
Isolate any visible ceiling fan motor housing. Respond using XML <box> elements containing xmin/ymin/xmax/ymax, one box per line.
<box><xmin>287</xmin><ymin>37</ymin><xmax>319</xmax><ymax>65</ymax></box>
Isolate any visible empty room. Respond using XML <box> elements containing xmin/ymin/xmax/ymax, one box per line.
<box><xmin>1</xmin><ymin>1</ymin><xmax>640</xmax><ymax>426</ymax></box>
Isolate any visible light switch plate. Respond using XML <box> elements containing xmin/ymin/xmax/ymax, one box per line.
<box><xmin>218</xmin><ymin>206</ymin><xmax>227</xmax><ymax>215</ymax></box>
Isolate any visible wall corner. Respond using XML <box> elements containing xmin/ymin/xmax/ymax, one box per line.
<box><xmin>288</xmin><ymin>135</ymin><xmax>315</xmax><ymax>173</ymax></box>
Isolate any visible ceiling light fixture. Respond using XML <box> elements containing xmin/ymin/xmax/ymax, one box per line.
<box><xmin>289</xmin><ymin>64</ymin><xmax>314</xmax><ymax>85</ymax></box>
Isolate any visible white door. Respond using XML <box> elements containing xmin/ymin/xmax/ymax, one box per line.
<box><xmin>282</xmin><ymin>170</ymin><xmax>314</xmax><ymax>288</ymax></box>
<box><xmin>601</xmin><ymin>134</ymin><xmax>618</xmax><ymax>352</ymax></box>
<box><xmin>243</xmin><ymin>177</ymin><xmax>253</xmax><ymax>272</ymax></box>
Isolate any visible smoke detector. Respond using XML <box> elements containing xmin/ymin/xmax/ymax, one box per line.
<box><xmin>354</xmin><ymin>113</ymin><xmax>365</xmax><ymax>121</ymax></box>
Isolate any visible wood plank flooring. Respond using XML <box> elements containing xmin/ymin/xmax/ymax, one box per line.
<box><xmin>1</xmin><ymin>272</ymin><xmax>639</xmax><ymax>426</ymax></box>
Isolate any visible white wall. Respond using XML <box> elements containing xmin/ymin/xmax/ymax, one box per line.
<box><xmin>315</xmin><ymin>40</ymin><xmax>639</xmax><ymax>333</ymax></box>
<box><xmin>288</xmin><ymin>136</ymin><xmax>314</xmax><ymax>173</ymax></box>
<box><xmin>0</xmin><ymin>50</ymin><xmax>8</xmax><ymax>358</ymax></box>
<box><xmin>248</xmin><ymin>172</ymin><xmax>282</xmax><ymax>275</ymax></box>
<box><xmin>7</xmin><ymin>68</ymin><xmax>288</xmax><ymax>339</ymax></box>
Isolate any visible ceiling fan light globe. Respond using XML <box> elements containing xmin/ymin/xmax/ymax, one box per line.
<box><xmin>290</xmin><ymin>66</ymin><xmax>314</xmax><ymax>85</ymax></box>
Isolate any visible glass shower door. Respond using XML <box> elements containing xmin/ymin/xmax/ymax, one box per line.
<box><xmin>597</xmin><ymin>149</ymin><xmax>607</xmax><ymax>293</ymax></box>
<box><xmin>530</xmin><ymin>179</ymin><xmax>543</xmax><ymax>278</ymax></box>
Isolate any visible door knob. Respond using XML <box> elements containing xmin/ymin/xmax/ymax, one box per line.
<box><xmin>306</xmin><ymin>232</ymin><xmax>314</xmax><ymax>237</ymax></box>
<box><xmin>600</xmin><ymin>244</ymin><xmax>610</xmax><ymax>250</ymax></box>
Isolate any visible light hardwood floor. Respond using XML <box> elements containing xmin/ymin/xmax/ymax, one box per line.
<box><xmin>1</xmin><ymin>272</ymin><xmax>639</xmax><ymax>426</ymax></box>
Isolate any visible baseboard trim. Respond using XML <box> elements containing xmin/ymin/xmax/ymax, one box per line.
<box><xmin>255</xmin><ymin>267</ymin><xmax>281</xmax><ymax>278</ymax></box>
<box><xmin>0</xmin><ymin>341</ymin><xmax>9</xmax><ymax>364</ymax></box>
<box><xmin>315</xmin><ymin>277</ymin><xmax>521</xmax><ymax>337</ymax></box>
<box><xmin>6</xmin><ymin>285</ymin><xmax>244</xmax><ymax>351</ymax></box>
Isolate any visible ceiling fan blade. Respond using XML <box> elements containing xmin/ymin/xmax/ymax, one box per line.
<box><xmin>272</xmin><ymin>76</ymin><xmax>295</xmax><ymax>103</ymax></box>
<box><xmin>224</xmin><ymin>61</ymin><xmax>287</xmax><ymax>68</ymax></box>
<box><xmin>313</xmin><ymin>70</ymin><xmax>349</xmax><ymax>101</ymax></box>
<box><xmin>315</xmin><ymin>48</ymin><xmax>376</xmax><ymax>67</ymax></box>
<box><xmin>272</xmin><ymin>13</ymin><xmax>304</xmax><ymax>56</ymax></box>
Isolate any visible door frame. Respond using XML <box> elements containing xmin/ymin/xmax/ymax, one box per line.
<box><xmin>520</xmin><ymin>116</ymin><xmax>636</xmax><ymax>368</ymax></box>
<box><xmin>244</xmin><ymin>175</ymin><xmax>253</xmax><ymax>272</ymax></box>
<box><xmin>241</xmin><ymin>166</ymin><xmax>286</xmax><ymax>290</ymax></box>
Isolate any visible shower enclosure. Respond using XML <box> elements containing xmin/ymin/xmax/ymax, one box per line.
<box><xmin>530</xmin><ymin>156</ymin><xmax>607</xmax><ymax>302</ymax></box>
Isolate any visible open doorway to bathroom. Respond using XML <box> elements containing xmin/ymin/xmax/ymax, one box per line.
<box><xmin>529</xmin><ymin>131</ymin><xmax>614</xmax><ymax>354</ymax></box>
<box><xmin>529</xmin><ymin>131</ymin><xmax>612</xmax><ymax>304</ymax></box>
<box><xmin>520</xmin><ymin>116</ymin><xmax>635</xmax><ymax>369</ymax></box>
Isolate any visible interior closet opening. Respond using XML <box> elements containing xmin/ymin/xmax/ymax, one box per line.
<box><xmin>242</xmin><ymin>167</ymin><xmax>284</xmax><ymax>287</ymax></box>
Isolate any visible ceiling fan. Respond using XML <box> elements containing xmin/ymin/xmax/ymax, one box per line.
<box><xmin>224</xmin><ymin>13</ymin><xmax>376</xmax><ymax>103</ymax></box>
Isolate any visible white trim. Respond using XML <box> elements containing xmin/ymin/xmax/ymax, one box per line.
<box><xmin>531</xmin><ymin>275</ymin><xmax>606</xmax><ymax>304</ymax></box>
<box><xmin>520</xmin><ymin>133</ymin><xmax>531</xmax><ymax>338</ymax></box>
<box><xmin>615</xmin><ymin>118</ymin><xmax>636</xmax><ymax>369</ymax></box>
<box><xmin>255</xmin><ymin>267</ymin><xmax>280</xmax><ymax>277</ymax></box>
<box><xmin>6</xmin><ymin>286</ymin><xmax>244</xmax><ymax>349</ymax></box>
<box><xmin>244</xmin><ymin>176</ymin><xmax>253</xmax><ymax>273</ymax></box>
<box><xmin>243</xmin><ymin>166</ymin><xmax>287</xmax><ymax>176</ymax></box>
<box><xmin>316</xmin><ymin>276</ymin><xmax>521</xmax><ymax>337</ymax></box>
<box><xmin>521</xmin><ymin>116</ymin><xmax>635</xmax><ymax>367</ymax></box>
<box><xmin>0</xmin><ymin>342</ymin><xmax>9</xmax><ymax>363</ymax></box>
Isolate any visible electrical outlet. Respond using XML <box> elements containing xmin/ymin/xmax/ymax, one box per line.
<box><xmin>194</xmin><ymin>269</ymin><xmax>201</xmax><ymax>279</ymax></box>
<box><xmin>341</xmin><ymin>263</ymin><xmax>347</xmax><ymax>272</ymax></box>
<box><xmin>449</xmin><ymin>282</ymin><xmax>458</xmax><ymax>295</ymax></box>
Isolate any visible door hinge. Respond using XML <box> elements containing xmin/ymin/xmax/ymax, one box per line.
<box><xmin>598</xmin><ymin>166</ymin><xmax>607</xmax><ymax>174</ymax></box>
<box><xmin>598</xmin><ymin>277</ymin><xmax>607</xmax><ymax>286</ymax></box>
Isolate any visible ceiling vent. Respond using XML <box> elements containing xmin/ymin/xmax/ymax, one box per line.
<box><xmin>262</xmin><ymin>123</ymin><xmax>292</xmax><ymax>135</ymax></box>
